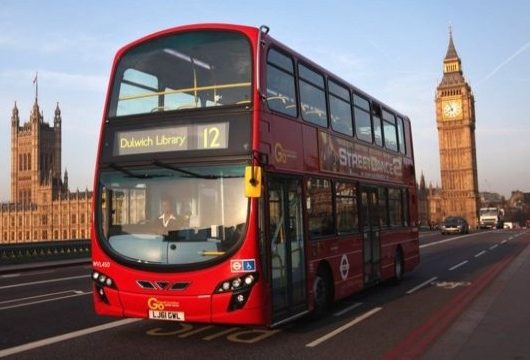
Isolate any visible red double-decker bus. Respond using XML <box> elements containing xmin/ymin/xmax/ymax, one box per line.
<box><xmin>91</xmin><ymin>23</ymin><xmax>419</xmax><ymax>326</ymax></box>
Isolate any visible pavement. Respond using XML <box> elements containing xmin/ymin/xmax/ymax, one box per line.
<box><xmin>425</xmin><ymin>236</ymin><xmax>530</xmax><ymax>359</ymax></box>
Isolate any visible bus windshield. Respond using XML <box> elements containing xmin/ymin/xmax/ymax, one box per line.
<box><xmin>108</xmin><ymin>30</ymin><xmax>252</xmax><ymax>118</ymax></box>
<box><xmin>97</xmin><ymin>164</ymin><xmax>248</xmax><ymax>266</ymax></box>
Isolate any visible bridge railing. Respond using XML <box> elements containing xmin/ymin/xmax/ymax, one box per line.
<box><xmin>0</xmin><ymin>240</ymin><xmax>90</xmax><ymax>265</ymax></box>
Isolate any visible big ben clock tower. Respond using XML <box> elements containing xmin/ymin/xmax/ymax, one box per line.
<box><xmin>435</xmin><ymin>29</ymin><xmax>480</xmax><ymax>227</ymax></box>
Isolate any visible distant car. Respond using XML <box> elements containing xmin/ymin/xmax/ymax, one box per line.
<box><xmin>440</xmin><ymin>216</ymin><xmax>469</xmax><ymax>235</ymax></box>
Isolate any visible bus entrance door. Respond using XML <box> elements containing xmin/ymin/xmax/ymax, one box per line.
<box><xmin>361</xmin><ymin>187</ymin><xmax>381</xmax><ymax>285</ymax></box>
<box><xmin>267</xmin><ymin>176</ymin><xmax>307</xmax><ymax>323</ymax></box>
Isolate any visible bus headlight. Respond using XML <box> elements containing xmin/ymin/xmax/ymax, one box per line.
<box><xmin>91</xmin><ymin>270</ymin><xmax>117</xmax><ymax>304</ymax></box>
<box><xmin>215</xmin><ymin>272</ymin><xmax>258</xmax><ymax>293</ymax></box>
<box><xmin>214</xmin><ymin>272</ymin><xmax>259</xmax><ymax>311</ymax></box>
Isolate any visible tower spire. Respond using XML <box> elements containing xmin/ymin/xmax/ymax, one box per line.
<box><xmin>445</xmin><ymin>26</ymin><xmax>459</xmax><ymax>60</ymax></box>
<box><xmin>11</xmin><ymin>101</ymin><xmax>20</xmax><ymax>127</ymax></box>
<box><xmin>33</xmin><ymin>72</ymin><xmax>38</xmax><ymax>103</ymax></box>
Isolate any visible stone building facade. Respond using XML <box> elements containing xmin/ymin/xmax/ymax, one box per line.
<box><xmin>435</xmin><ymin>30</ymin><xmax>480</xmax><ymax>227</ymax></box>
<box><xmin>0</xmin><ymin>99</ymin><xmax>92</xmax><ymax>243</ymax></box>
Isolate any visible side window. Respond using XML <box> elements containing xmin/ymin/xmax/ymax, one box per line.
<box><xmin>397</xmin><ymin>116</ymin><xmax>406</xmax><ymax>154</ymax></box>
<box><xmin>335</xmin><ymin>182</ymin><xmax>358</xmax><ymax>233</ymax></box>
<box><xmin>388</xmin><ymin>188</ymin><xmax>403</xmax><ymax>227</ymax></box>
<box><xmin>353</xmin><ymin>94</ymin><xmax>372</xmax><ymax>143</ymax></box>
<box><xmin>266</xmin><ymin>48</ymin><xmax>297</xmax><ymax>117</ymax></box>
<box><xmin>298</xmin><ymin>64</ymin><xmax>327</xmax><ymax>127</ymax></box>
<box><xmin>329</xmin><ymin>80</ymin><xmax>353</xmax><ymax>136</ymax></box>
<box><xmin>306</xmin><ymin>178</ymin><xmax>334</xmax><ymax>238</ymax></box>
<box><xmin>383</xmin><ymin>109</ymin><xmax>398</xmax><ymax>152</ymax></box>
<box><xmin>372</xmin><ymin>103</ymin><xmax>383</xmax><ymax>147</ymax></box>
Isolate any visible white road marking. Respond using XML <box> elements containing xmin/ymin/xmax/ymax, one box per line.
<box><xmin>305</xmin><ymin>307</ymin><xmax>382</xmax><ymax>347</ymax></box>
<box><xmin>406</xmin><ymin>277</ymin><xmax>438</xmax><ymax>295</ymax></box>
<box><xmin>489</xmin><ymin>244</ymin><xmax>499</xmax><ymax>250</ymax></box>
<box><xmin>501</xmin><ymin>239</ymin><xmax>507</xmax><ymax>244</ymax></box>
<box><xmin>474</xmin><ymin>250</ymin><xmax>487</xmax><ymax>258</ymax></box>
<box><xmin>0</xmin><ymin>290</ymin><xmax>83</xmax><ymax>305</ymax></box>
<box><xmin>0</xmin><ymin>273</ymin><xmax>20</xmax><ymax>278</ymax></box>
<box><xmin>0</xmin><ymin>291</ymin><xmax>91</xmax><ymax>310</ymax></box>
<box><xmin>0</xmin><ymin>275</ymin><xmax>87</xmax><ymax>290</ymax></box>
<box><xmin>0</xmin><ymin>318</ymin><xmax>140</xmax><ymax>358</ymax></box>
<box><xmin>333</xmin><ymin>302</ymin><xmax>362</xmax><ymax>317</ymax></box>
<box><xmin>420</xmin><ymin>232</ymin><xmax>479</xmax><ymax>249</ymax></box>
<box><xmin>0</xmin><ymin>270</ymin><xmax>55</xmax><ymax>279</ymax></box>
<box><xmin>449</xmin><ymin>260</ymin><xmax>469</xmax><ymax>271</ymax></box>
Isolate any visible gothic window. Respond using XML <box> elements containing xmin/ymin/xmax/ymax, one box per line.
<box><xmin>28</xmin><ymin>154</ymin><xmax>31</xmax><ymax>170</ymax></box>
<box><xmin>63</xmin><ymin>230</ymin><xmax>68</xmax><ymax>239</ymax></box>
<box><xmin>72</xmin><ymin>214</ymin><xmax>77</xmax><ymax>224</ymax></box>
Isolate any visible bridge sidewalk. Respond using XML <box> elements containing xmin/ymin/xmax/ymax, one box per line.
<box><xmin>424</xmin><ymin>234</ymin><xmax>530</xmax><ymax>359</ymax></box>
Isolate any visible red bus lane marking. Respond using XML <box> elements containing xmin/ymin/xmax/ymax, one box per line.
<box><xmin>381</xmin><ymin>254</ymin><xmax>516</xmax><ymax>360</ymax></box>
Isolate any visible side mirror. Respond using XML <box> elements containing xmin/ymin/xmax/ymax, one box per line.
<box><xmin>244</xmin><ymin>166</ymin><xmax>262</xmax><ymax>198</ymax></box>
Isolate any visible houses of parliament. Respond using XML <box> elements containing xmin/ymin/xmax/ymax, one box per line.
<box><xmin>0</xmin><ymin>96</ymin><xmax>92</xmax><ymax>243</ymax></box>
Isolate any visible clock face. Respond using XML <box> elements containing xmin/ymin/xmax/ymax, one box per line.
<box><xmin>442</xmin><ymin>100</ymin><xmax>462</xmax><ymax>119</ymax></box>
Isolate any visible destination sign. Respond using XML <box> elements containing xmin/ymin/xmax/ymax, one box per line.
<box><xmin>114</xmin><ymin>122</ymin><xmax>229</xmax><ymax>156</ymax></box>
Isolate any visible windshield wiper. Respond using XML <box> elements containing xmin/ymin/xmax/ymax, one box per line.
<box><xmin>108</xmin><ymin>163</ymin><xmax>167</xmax><ymax>179</ymax></box>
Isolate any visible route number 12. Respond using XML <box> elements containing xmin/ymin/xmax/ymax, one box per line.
<box><xmin>202</xmin><ymin>127</ymin><xmax>221</xmax><ymax>149</ymax></box>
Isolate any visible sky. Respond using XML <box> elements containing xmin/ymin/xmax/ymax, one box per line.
<box><xmin>0</xmin><ymin>0</ymin><xmax>529</xmax><ymax>201</ymax></box>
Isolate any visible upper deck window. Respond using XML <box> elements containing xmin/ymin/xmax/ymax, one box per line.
<box><xmin>266</xmin><ymin>48</ymin><xmax>297</xmax><ymax>117</ymax></box>
<box><xmin>383</xmin><ymin>109</ymin><xmax>398</xmax><ymax>152</ymax></box>
<box><xmin>108</xmin><ymin>30</ymin><xmax>252</xmax><ymax>118</ymax></box>
<box><xmin>353</xmin><ymin>94</ymin><xmax>372</xmax><ymax>143</ymax></box>
<box><xmin>298</xmin><ymin>64</ymin><xmax>327</xmax><ymax>127</ymax></box>
<box><xmin>329</xmin><ymin>80</ymin><xmax>353</xmax><ymax>136</ymax></box>
<box><xmin>396</xmin><ymin>116</ymin><xmax>406</xmax><ymax>154</ymax></box>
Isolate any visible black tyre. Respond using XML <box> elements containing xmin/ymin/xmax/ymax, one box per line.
<box><xmin>393</xmin><ymin>249</ymin><xmax>404</xmax><ymax>284</ymax></box>
<box><xmin>312</xmin><ymin>268</ymin><xmax>332</xmax><ymax>317</ymax></box>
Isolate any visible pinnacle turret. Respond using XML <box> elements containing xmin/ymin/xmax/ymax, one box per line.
<box><xmin>11</xmin><ymin>101</ymin><xmax>20</xmax><ymax>127</ymax></box>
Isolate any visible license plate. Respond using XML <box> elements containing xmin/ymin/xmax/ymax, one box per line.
<box><xmin>148</xmin><ymin>310</ymin><xmax>185</xmax><ymax>321</ymax></box>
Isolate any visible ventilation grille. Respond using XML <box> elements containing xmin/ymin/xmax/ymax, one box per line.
<box><xmin>136</xmin><ymin>280</ymin><xmax>190</xmax><ymax>291</ymax></box>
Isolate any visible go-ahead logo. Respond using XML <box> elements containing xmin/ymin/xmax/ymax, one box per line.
<box><xmin>274</xmin><ymin>143</ymin><xmax>287</xmax><ymax>163</ymax></box>
<box><xmin>148</xmin><ymin>297</ymin><xmax>164</xmax><ymax>310</ymax></box>
<box><xmin>274</xmin><ymin>142</ymin><xmax>297</xmax><ymax>164</ymax></box>
<box><xmin>147</xmin><ymin>297</ymin><xmax>180</xmax><ymax>310</ymax></box>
